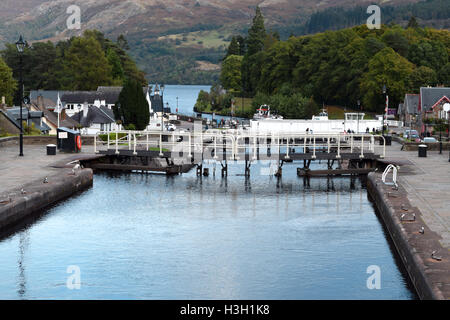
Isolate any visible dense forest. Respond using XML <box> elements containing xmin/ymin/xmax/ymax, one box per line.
<box><xmin>196</xmin><ymin>6</ymin><xmax>450</xmax><ymax>119</ymax></box>
<box><xmin>275</xmin><ymin>0</ymin><xmax>450</xmax><ymax>38</ymax></box>
<box><xmin>0</xmin><ymin>30</ymin><xmax>146</xmax><ymax>105</ymax></box>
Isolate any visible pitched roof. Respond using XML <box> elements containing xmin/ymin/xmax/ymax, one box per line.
<box><xmin>431</xmin><ymin>96</ymin><xmax>450</xmax><ymax>110</ymax></box>
<box><xmin>3</xmin><ymin>107</ymin><xmax>52</xmax><ymax>132</ymax></box>
<box><xmin>42</xmin><ymin>108</ymin><xmax>79</xmax><ymax>128</ymax></box>
<box><xmin>70</xmin><ymin>106</ymin><xmax>116</xmax><ymax>127</ymax></box>
<box><xmin>96</xmin><ymin>86</ymin><xmax>150</xmax><ymax>105</ymax></box>
<box><xmin>61</xmin><ymin>91</ymin><xmax>106</xmax><ymax>104</ymax></box>
<box><xmin>420</xmin><ymin>87</ymin><xmax>450</xmax><ymax>112</ymax></box>
<box><xmin>404</xmin><ymin>94</ymin><xmax>419</xmax><ymax>114</ymax></box>
<box><xmin>30</xmin><ymin>90</ymin><xmax>66</xmax><ymax>107</ymax></box>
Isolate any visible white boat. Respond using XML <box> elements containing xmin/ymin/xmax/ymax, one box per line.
<box><xmin>250</xmin><ymin>110</ymin><xmax>383</xmax><ymax>134</ymax></box>
<box><xmin>253</xmin><ymin>105</ymin><xmax>283</xmax><ymax>120</ymax></box>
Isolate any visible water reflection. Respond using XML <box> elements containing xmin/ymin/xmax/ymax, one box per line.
<box><xmin>17</xmin><ymin>230</ymin><xmax>29</xmax><ymax>298</ymax></box>
<box><xmin>0</xmin><ymin>162</ymin><xmax>417</xmax><ymax>299</ymax></box>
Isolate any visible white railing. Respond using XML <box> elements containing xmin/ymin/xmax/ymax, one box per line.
<box><xmin>94</xmin><ymin>130</ymin><xmax>386</xmax><ymax>160</ymax></box>
<box><xmin>382</xmin><ymin>164</ymin><xmax>399</xmax><ymax>189</ymax></box>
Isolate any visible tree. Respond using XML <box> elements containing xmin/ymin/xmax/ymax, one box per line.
<box><xmin>194</xmin><ymin>90</ymin><xmax>210</xmax><ymax>112</ymax></box>
<box><xmin>407</xmin><ymin>16</ymin><xmax>419</xmax><ymax>29</ymax></box>
<box><xmin>407</xmin><ymin>66</ymin><xmax>437</xmax><ymax>92</ymax></box>
<box><xmin>64</xmin><ymin>35</ymin><xmax>114</xmax><ymax>90</ymax></box>
<box><xmin>381</xmin><ymin>29</ymin><xmax>409</xmax><ymax>57</ymax></box>
<box><xmin>0</xmin><ymin>57</ymin><xmax>17</xmax><ymax>105</ymax></box>
<box><xmin>246</xmin><ymin>6</ymin><xmax>266</xmax><ymax>57</ymax></box>
<box><xmin>360</xmin><ymin>47</ymin><xmax>414</xmax><ymax>112</ymax></box>
<box><xmin>117</xmin><ymin>34</ymin><xmax>130</xmax><ymax>51</ymax></box>
<box><xmin>408</xmin><ymin>40</ymin><xmax>448</xmax><ymax>71</ymax></box>
<box><xmin>225</xmin><ymin>36</ymin><xmax>240</xmax><ymax>58</ymax></box>
<box><xmin>437</xmin><ymin>62</ymin><xmax>450</xmax><ymax>86</ymax></box>
<box><xmin>220</xmin><ymin>55</ymin><xmax>243</xmax><ymax>92</ymax></box>
<box><xmin>107</xmin><ymin>48</ymin><xmax>124</xmax><ymax>82</ymax></box>
<box><xmin>114</xmin><ymin>79</ymin><xmax>149</xmax><ymax>130</ymax></box>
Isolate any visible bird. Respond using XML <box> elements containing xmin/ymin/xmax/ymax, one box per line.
<box><xmin>400</xmin><ymin>213</ymin><xmax>415</xmax><ymax>221</ymax></box>
<box><xmin>43</xmin><ymin>177</ymin><xmax>48</xmax><ymax>184</ymax></box>
<box><xmin>419</xmin><ymin>227</ymin><xmax>425</xmax><ymax>234</ymax></box>
<box><xmin>71</xmin><ymin>163</ymin><xmax>81</xmax><ymax>175</ymax></box>
<box><xmin>431</xmin><ymin>251</ymin><xmax>442</xmax><ymax>261</ymax></box>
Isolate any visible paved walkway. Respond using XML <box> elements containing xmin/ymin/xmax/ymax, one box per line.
<box><xmin>0</xmin><ymin>145</ymin><xmax>95</xmax><ymax>197</ymax></box>
<box><xmin>385</xmin><ymin>141</ymin><xmax>450</xmax><ymax>249</ymax></box>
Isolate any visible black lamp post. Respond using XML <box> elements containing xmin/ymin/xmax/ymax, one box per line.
<box><xmin>357</xmin><ymin>99</ymin><xmax>361</xmax><ymax>134</ymax></box>
<box><xmin>16</xmin><ymin>35</ymin><xmax>26</xmax><ymax>157</ymax></box>
<box><xmin>382</xmin><ymin>84</ymin><xmax>388</xmax><ymax>135</ymax></box>
<box><xmin>160</xmin><ymin>84</ymin><xmax>165</xmax><ymax>131</ymax></box>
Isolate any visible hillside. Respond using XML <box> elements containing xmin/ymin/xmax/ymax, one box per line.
<box><xmin>0</xmin><ymin>0</ymin><xmax>447</xmax><ymax>84</ymax></box>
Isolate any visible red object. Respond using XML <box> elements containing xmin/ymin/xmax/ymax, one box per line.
<box><xmin>76</xmin><ymin>135</ymin><xmax>82</xmax><ymax>151</ymax></box>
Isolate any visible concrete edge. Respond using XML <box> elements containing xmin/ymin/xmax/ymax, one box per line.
<box><xmin>366</xmin><ymin>172</ymin><xmax>445</xmax><ymax>300</ymax></box>
<box><xmin>0</xmin><ymin>168</ymin><xmax>93</xmax><ymax>231</ymax></box>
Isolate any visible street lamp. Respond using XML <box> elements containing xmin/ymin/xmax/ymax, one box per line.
<box><xmin>382</xmin><ymin>84</ymin><xmax>388</xmax><ymax>134</ymax></box>
<box><xmin>160</xmin><ymin>84</ymin><xmax>165</xmax><ymax>132</ymax></box>
<box><xmin>16</xmin><ymin>35</ymin><xmax>26</xmax><ymax>156</ymax></box>
<box><xmin>357</xmin><ymin>99</ymin><xmax>361</xmax><ymax>134</ymax></box>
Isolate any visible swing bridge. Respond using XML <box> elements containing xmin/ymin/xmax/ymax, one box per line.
<box><xmin>91</xmin><ymin>129</ymin><xmax>387</xmax><ymax>177</ymax></box>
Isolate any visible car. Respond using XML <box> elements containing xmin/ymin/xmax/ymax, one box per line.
<box><xmin>404</xmin><ymin>129</ymin><xmax>418</xmax><ymax>139</ymax></box>
<box><xmin>423</xmin><ymin>137</ymin><xmax>438</xmax><ymax>143</ymax></box>
<box><xmin>165</xmin><ymin>123</ymin><xmax>176</xmax><ymax>131</ymax></box>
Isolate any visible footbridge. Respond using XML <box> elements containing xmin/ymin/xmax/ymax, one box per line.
<box><xmin>92</xmin><ymin>129</ymin><xmax>386</xmax><ymax>176</ymax></box>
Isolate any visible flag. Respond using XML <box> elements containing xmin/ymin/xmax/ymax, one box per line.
<box><xmin>146</xmin><ymin>89</ymin><xmax>152</xmax><ymax>112</ymax></box>
<box><xmin>55</xmin><ymin>92</ymin><xmax>63</xmax><ymax>113</ymax></box>
<box><xmin>385</xmin><ymin>95</ymin><xmax>389</xmax><ymax>113</ymax></box>
<box><xmin>55</xmin><ymin>92</ymin><xmax>64</xmax><ymax>128</ymax></box>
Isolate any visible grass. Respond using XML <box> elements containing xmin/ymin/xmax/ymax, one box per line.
<box><xmin>326</xmin><ymin>105</ymin><xmax>376</xmax><ymax>120</ymax></box>
<box><xmin>159</xmin><ymin>30</ymin><xmax>230</xmax><ymax>49</ymax></box>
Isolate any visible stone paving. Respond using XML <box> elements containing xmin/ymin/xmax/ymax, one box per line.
<box><xmin>384</xmin><ymin>141</ymin><xmax>450</xmax><ymax>249</ymax></box>
<box><xmin>0</xmin><ymin>144</ymin><xmax>95</xmax><ymax>197</ymax></box>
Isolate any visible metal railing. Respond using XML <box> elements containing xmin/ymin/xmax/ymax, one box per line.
<box><xmin>94</xmin><ymin>130</ymin><xmax>386</xmax><ymax>160</ymax></box>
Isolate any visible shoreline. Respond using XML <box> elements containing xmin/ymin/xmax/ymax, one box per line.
<box><xmin>0</xmin><ymin>168</ymin><xmax>93</xmax><ymax>232</ymax></box>
<box><xmin>367</xmin><ymin>171</ymin><xmax>449</xmax><ymax>299</ymax></box>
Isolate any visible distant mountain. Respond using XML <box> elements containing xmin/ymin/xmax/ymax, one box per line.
<box><xmin>0</xmin><ymin>0</ymin><xmax>446</xmax><ymax>84</ymax></box>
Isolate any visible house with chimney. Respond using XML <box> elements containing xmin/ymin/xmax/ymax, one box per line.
<box><xmin>398</xmin><ymin>94</ymin><xmax>420</xmax><ymax>128</ymax></box>
<box><xmin>418</xmin><ymin>87</ymin><xmax>450</xmax><ymax>135</ymax></box>
<box><xmin>29</xmin><ymin>90</ymin><xmax>79</xmax><ymax>134</ymax></box>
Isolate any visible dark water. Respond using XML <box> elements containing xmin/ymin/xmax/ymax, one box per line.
<box><xmin>0</xmin><ymin>161</ymin><xmax>417</xmax><ymax>299</ymax></box>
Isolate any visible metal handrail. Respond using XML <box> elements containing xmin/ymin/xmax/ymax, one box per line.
<box><xmin>95</xmin><ymin>130</ymin><xmax>386</xmax><ymax>160</ymax></box>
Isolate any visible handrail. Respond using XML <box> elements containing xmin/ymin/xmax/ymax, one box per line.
<box><xmin>94</xmin><ymin>130</ymin><xmax>386</xmax><ymax>161</ymax></box>
<box><xmin>382</xmin><ymin>164</ymin><xmax>399</xmax><ymax>189</ymax></box>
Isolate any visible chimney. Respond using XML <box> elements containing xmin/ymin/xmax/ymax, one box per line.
<box><xmin>37</xmin><ymin>95</ymin><xmax>44</xmax><ymax>111</ymax></box>
<box><xmin>83</xmin><ymin>102</ymin><xmax>89</xmax><ymax>118</ymax></box>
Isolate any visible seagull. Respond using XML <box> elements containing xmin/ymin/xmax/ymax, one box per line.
<box><xmin>71</xmin><ymin>163</ymin><xmax>81</xmax><ymax>175</ymax></box>
<box><xmin>400</xmin><ymin>213</ymin><xmax>415</xmax><ymax>221</ymax></box>
<box><xmin>419</xmin><ymin>227</ymin><xmax>425</xmax><ymax>234</ymax></box>
<box><xmin>431</xmin><ymin>251</ymin><xmax>442</xmax><ymax>261</ymax></box>
<box><xmin>43</xmin><ymin>177</ymin><xmax>48</xmax><ymax>184</ymax></box>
